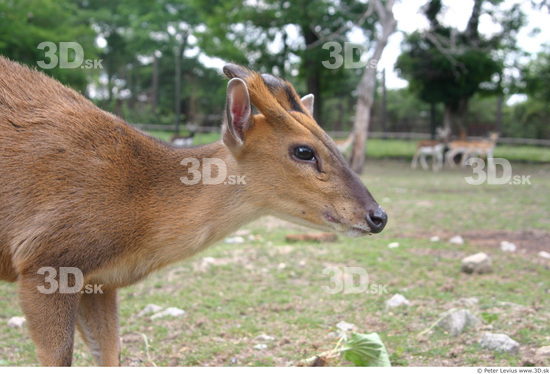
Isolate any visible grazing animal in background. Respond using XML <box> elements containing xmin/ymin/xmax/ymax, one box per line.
<box><xmin>170</xmin><ymin>132</ymin><xmax>195</xmax><ymax>148</ymax></box>
<box><xmin>411</xmin><ymin>140</ymin><xmax>445</xmax><ymax>171</ymax></box>
<box><xmin>446</xmin><ymin>132</ymin><xmax>499</xmax><ymax>168</ymax></box>
<box><xmin>0</xmin><ymin>58</ymin><xmax>388</xmax><ymax>366</ymax></box>
<box><xmin>411</xmin><ymin>127</ymin><xmax>449</xmax><ymax>172</ymax></box>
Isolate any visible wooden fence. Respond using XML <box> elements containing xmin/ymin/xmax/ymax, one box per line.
<box><xmin>132</xmin><ymin>124</ymin><xmax>550</xmax><ymax>147</ymax></box>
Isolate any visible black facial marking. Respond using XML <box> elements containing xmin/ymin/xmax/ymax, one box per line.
<box><xmin>223</xmin><ymin>64</ymin><xmax>251</xmax><ymax>80</ymax></box>
<box><xmin>285</xmin><ymin>85</ymin><xmax>304</xmax><ymax>113</ymax></box>
<box><xmin>261</xmin><ymin>73</ymin><xmax>304</xmax><ymax>114</ymax></box>
<box><xmin>261</xmin><ymin>73</ymin><xmax>281</xmax><ymax>91</ymax></box>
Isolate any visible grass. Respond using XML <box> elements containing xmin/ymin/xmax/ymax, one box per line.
<box><xmin>0</xmin><ymin>135</ymin><xmax>549</xmax><ymax>366</ymax></box>
<box><xmin>360</xmin><ymin>138</ymin><xmax>550</xmax><ymax>163</ymax></box>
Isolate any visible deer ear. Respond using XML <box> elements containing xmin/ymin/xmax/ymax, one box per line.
<box><xmin>301</xmin><ymin>94</ymin><xmax>314</xmax><ymax>116</ymax></box>
<box><xmin>223</xmin><ymin>78</ymin><xmax>252</xmax><ymax>149</ymax></box>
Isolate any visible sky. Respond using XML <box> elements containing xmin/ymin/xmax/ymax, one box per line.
<box><xmin>195</xmin><ymin>0</ymin><xmax>549</xmax><ymax>91</ymax></box>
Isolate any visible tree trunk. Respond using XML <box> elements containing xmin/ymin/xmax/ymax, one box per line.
<box><xmin>303</xmin><ymin>28</ymin><xmax>322</xmax><ymax>124</ymax></box>
<box><xmin>281</xmin><ymin>30</ymin><xmax>288</xmax><ymax>80</ymax></box>
<box><xmin>174</xmin><ymin>33</ymin><xmax>188</xmax><ymax>136</ymax></box>
<box><xmin>152</xmin><ymin>54</ymin><xmax>159</xmax><ymax>116</ymax></box>
<box><xmin>444</xmin><ymin>98</ymin><xmax>468</xmax><ymax>140</ymax></box>
<box><xmin>381</xmin><ymin>68</ymin><xmax>387</xmax><ymax>133</ymax></box>
<box><xmin>189</xmin><ymin>76</ymin><xmax>197</xmax><ymax>125</ymax></box>
<box><xmin>334</xmin><ymin>101</ymin><xmax>344</xmax><ymax>132</ymax></box>
<box><xmin>455</xmin><ymin>97</ymin><xmax>468</xmax><ymax>139</ymax></box>
<box><xmin>443</xmin><ymin>104</ymin><xmax>452</xmax><ymax>143</ymax></box>
<box><xmin>106</xmin><ymin>67</ymin><xmax>114</xmax><ymax>106</ymax></box>
<box><xmin>496</xmin><ymin>94</ymin><xmax>502</xmax><ymax>135</ymax></box>
<box><xmin>349</xmin><ymin>0</ymin><xmax>397</xmax><ymax>174</ymax></box>
<box><xmin>465</xmin><ymin>0</ymin><xmax>484</xmax><ymax>44</ymax></box>
<box><xmin>430</xmin><ymin>102</ymin><xmax>436</xmax><ymax>139</ymax></box>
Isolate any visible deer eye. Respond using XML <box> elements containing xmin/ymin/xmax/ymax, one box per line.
<box><xmin>293</xmin><ymin>146</ymin><xmax>315</xmax><ymax>161</ymax></box>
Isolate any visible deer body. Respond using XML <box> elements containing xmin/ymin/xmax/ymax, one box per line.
<box><xmin>0</xmin><ymin>103</ymin><xmax>255</xmax><ymax>289</ymax></box>
<box><xmin>411</xmin><ymin>127</ymin><xmax>449</xmax><ymax>172</ymax></box>
<box><xmin>411</xmin><ymin>140</ymin><xmax>445</xmax><ymax>171</ymax></box>
<box><xmin>0</xmin><ymin>57</ymin><xmax>386</xmax><ymax>366</ymax></box>
<box><xmin>445</xmin><ymin>133</ymin><xmax>499</xmax><ymax>168</ymax></box>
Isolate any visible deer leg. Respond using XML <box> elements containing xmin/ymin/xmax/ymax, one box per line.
<box><xmin>76</xmin><ymin>288</ymin><xmax>121</xmax><ymax>366</ymax></box>
<box><xmin>486</xmin><ymin>150</ymin><xmax>495</xmax><ymax>175</ymax></box>
<box><xmin>446</xmin><ymin>149</ymin><xmax>457</xmax><ymax>168</ymax></box>
<box><xmin>419</xmin><ymin>154</ymin><xmax>429</xmax><ymax>171</ymax></box>
<box><xmin>411</xmin><ymin>150</ymin><xmax>420</xmax><ymax>169</ymax></box>
<box><xmin>434</xmin><ymin>150</ymin><xmax>443</xmax><ymax>172</ymax></box>
<box><xmin>460</xmin><ymin>151</ymin><xmax>469</xmax><ymax>168</ymax></box>
<box><xmin>18</xmin><ymin>274</ymin><xmax>80</xmax><ymax>366</ymax></box>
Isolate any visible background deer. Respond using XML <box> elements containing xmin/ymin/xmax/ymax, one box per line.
<box><xmin>170</xmin><ymin>132</ymin><xmax>195</xmax><ymax>148</ymax></box>
<box><xmin>445</xmin><ymin>132</ymin><xmax>499</xmax><ymax>168</ymax></box>
<box><xmin>0</xmin><ymin>58</ymin><xmax>387</xmax><ymax>366</ymax></box>
<box><xmin>411</xmin><ymin>127</ymin><xmax>449</xmax><ymax>172</ymax></box>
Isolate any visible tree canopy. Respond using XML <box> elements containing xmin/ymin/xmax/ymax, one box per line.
<box><xmin>395</xmin><ymin>0</ymin><xmax>525</xmax><ymax>137</ymax></box>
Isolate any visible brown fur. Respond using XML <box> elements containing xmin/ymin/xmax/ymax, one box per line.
<box><xmin>0</xmin><ymin>57</ymin><xmax>384</xmax><ymax>366</ymax></box>
<box><xmin>446</xmin><ymin>133</ymin><xmax>499</xmax><ymax>167</ymax></box>
<box><xmin>416</xmin><ymin>140</ymin><xmax>442</xmax><ymax>148</ymax></box>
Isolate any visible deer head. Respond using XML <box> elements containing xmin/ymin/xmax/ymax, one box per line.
<box><xmin>221</xmin><ymin>64</ymin><xmax>387</xmax><ymax>236</ymax></box>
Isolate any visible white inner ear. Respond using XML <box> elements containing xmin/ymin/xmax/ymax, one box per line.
<box><xmin>301</xmin><ymin>94</ymin><xmax>314</xmax><ymax>115</ymax></box>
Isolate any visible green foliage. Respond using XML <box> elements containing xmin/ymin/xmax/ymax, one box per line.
<box><xmin>0</xmin><ymin>0</ymin><xmax>97</xmax><ymax>91</ymax></box>
<box><xmin>0</xmin><ymin>0</ymin><xmax>546</xmax><ymax>138</ymax></box>
<box><xmin>481</xmin><ymin>312</ymin><xmax>499</xmax><ymax>324</ymax></box>
<box><xmin>523</xmin><ymin>46</ymin><xmax>550</xmax><ymax>103</ymax></box>
<box><xmin>396</xmin><ymin>29</ymin><xmax>503</xmax><ymax>108</ymax></box>
<box><xmin>342</xmin><ymin>333</ymin><xmax>391</xmax><ymax>367</ymax></box>
<box><xmin>395</xmin><ymin>0</ymin><xmax>526</xmax><ymax>135</ymax></box>
<box><xmin>298</xmin><ymin>332</ymin><xmax>391</xmax><ymax>367</ymax></box>
<box><xmin>377</xmin><ymin>88</ymin><xmax>433</xmax><ymax>132</ymax></box>
<box><xmin>198</xmin><ymin>0</ymin><xmax>376</xmax><ymax>125</ymax></box>
<box><xmin>503</xmin><ymin>98</ymin><xmax>549</xmax><ymax>139</ymax></box>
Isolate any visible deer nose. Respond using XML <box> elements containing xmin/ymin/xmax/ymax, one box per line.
<box><xmin>366</xmin><ymin>206</ymin><xmax>388</xmax><ymax>234</ymax></box>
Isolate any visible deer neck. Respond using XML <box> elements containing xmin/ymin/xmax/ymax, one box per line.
<box><xmin>146</xmin><ymin>140</ymin><xmax>263</xmax><ymax>264</ymax></box>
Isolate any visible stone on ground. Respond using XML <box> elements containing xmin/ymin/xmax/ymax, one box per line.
<box><xmin>256</xmin><ymin>334</ymin><xmax>275</xmax><ymax>341</ymax></box>
<box><xmin>461</xmin><ymin>252</ymin><xmax>492</xmax><ymax>274</ymax></box>
<box><xmin>225</xmin><ymin>236</ymin><xmax>245</xmax><ymax>244</ymax></box>
<box><xmin>385</xmin><ymin>294</ymin><xmax>410</xmax><ymax>308</ymax></box>
<box><xmin>151</xmin><ymin>307</ymin><xmax>185</xmax><ymax>320</ymax></box>
<box><xmin>500</xmin><ymin>241</ymin><xmax>517</xmax><ymax>252</ymax></box>
<box><xmin>449</xmin><ymin>235</ymin><xmax>464</xmax><ymax>245</ymax></box>
<box><xmin>536</xmin><ymin>345</ymin><xmax>550</xmax><ymax>356</ymax></box>
<box><xmin>137</xmin><ymin>304</ymin><xmax>163</xmax><ymax>317</ymax></box>
<box><xmin>437</xmin><ymin>309</ymin><xmax>481</xmax><ymax>337</ymax></box>
<box><xmin>456</xmin><ymin>297</ymin><xmax>479</xmax><ymax>307</ymax></box>
<box><xmin>7</xmin><ymin>316</ymin><xmax>26</xmax><ymax>328</ymax></box>
<box><xmin>479</xmin><ymin>332</ymin><xmax>520</xmax><ymax>355</ymax></box>
<box><xmin>336</xmin><ymin>321</ymin><xmax>356</xmax><ymax>332</ymax></box>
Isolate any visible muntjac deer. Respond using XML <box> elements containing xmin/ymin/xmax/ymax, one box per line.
<box><xmin>0</xmin><ymin>58</ymin><xmax>387</xmax><ymax>366</ymax></box>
